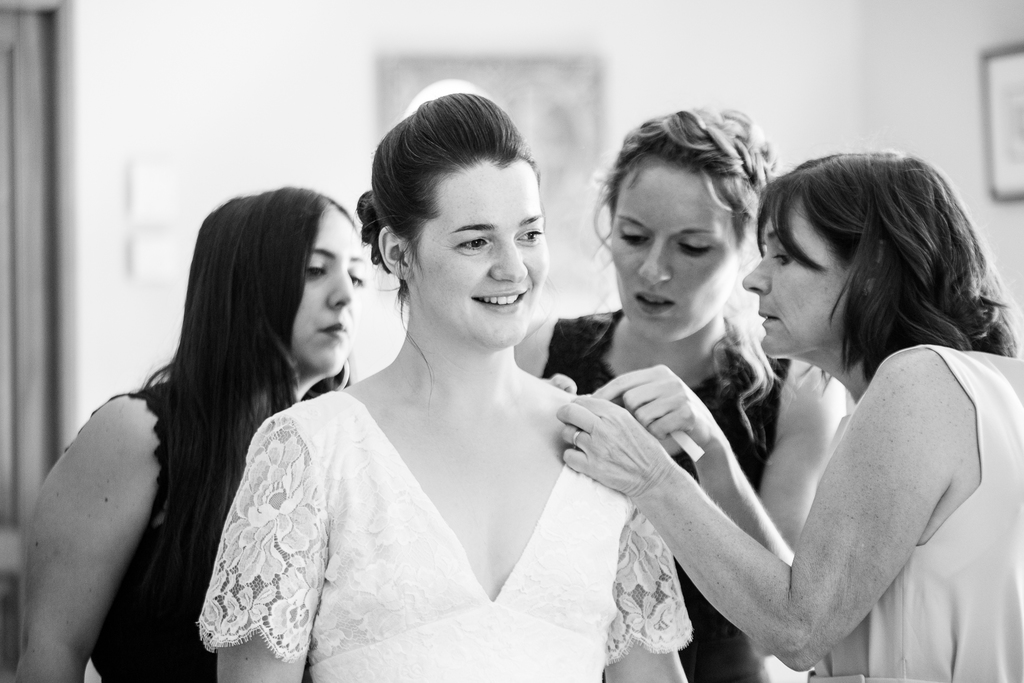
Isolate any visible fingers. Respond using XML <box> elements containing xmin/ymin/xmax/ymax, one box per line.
<box><xmin>562</xmin><ymin>446</ymin><xmax>592</xmax><ymax>476</ymax></box>
<box><xmin>556</xmin><ymin>400</ymin><xmax>600</xmax><ymax>432</ymax></box>
<box><xmin>591</xmin><ymin>366</ymin><xmax>666</xmax><ymax>401</ymax></box>
<box><xmin>561</xmin><ymin>424</ymin><xmax>589</xmax><ymax>450</ymax></box>
<box><xmin>547</xmin><ymin>373</ymin><xmax>578</xmax><ymax>394</ymax></box>
<box><xmin>645</xmin><ymin>409</ymin><xmax>693</xmax><ymax>440</ymax></box>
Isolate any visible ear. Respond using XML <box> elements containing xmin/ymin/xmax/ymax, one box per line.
<box><xmin>378</xmin><ymin>227</ymin><xmax>409</xmax><ymax>278</ymax></box>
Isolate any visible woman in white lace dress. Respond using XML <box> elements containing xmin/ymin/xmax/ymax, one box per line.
<box><xmin>199</xmin><ymin>93</ymin><xmax>692</xmax><ymax>682</ymax></box>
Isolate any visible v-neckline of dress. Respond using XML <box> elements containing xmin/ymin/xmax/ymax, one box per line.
<box><xmin>344</xmin><ymin>394</ymin><xmax>570</xmax><ymax>604</ymax></box>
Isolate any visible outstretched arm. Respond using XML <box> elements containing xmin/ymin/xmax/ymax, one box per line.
<box><xmin>563</xmin><ymin>349</ymin><xmax>975</xmax><ymax>668</ymax></box>
<box><xmin>592</xmin><ymin>365</ymin><xmax>790</xmax><ymax>561</ymax></box>
<box><xmin>16</xmin><ymin>397</ymin><xmax>160</xmax><ymax>683</ymax></box>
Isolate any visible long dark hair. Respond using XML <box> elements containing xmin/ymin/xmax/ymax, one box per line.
<box><xmin>356</xmin><ymin>93</ymin><xmax>537</xmax><ymax>301</ymax></box>
<box><xmin>758</xmin><ymin>152</ymin><xmax>1021</xmax><ymax>380</ymax></box>
<box><xmin>600</xmin><ymin>108</ymin><xmax>781</xmax><ymax>405</ymax></box>
<box><xmin>140</xmin><ymin>187</ymin><xmax>353</xmax><ymax>614</ymax></box>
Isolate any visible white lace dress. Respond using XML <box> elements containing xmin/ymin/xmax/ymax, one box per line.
<box><xmin>199</xmin><ymin>392</ymin><xmax>691</xmax><ymax>682</ymax></box>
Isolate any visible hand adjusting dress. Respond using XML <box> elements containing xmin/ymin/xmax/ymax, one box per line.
<box><xmin>199</xmin><ymin>392</ymin><xmax>691</xmax><ymax>682</ymax></box>
<box><xmin>543</xmin><ymin>311</ymin><xmax>789</xmax><ymax>683</ymax></box>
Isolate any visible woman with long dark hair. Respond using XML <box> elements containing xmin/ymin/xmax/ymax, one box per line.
<box><xmin>16</xmin><ymin>187</ymin><xmax>366</xmax><ymax>683</ymax></box>
<box><xmin>558</xmin><ymin>152</ymin><xmax>1024</xmax><ymax>681</ymax></box>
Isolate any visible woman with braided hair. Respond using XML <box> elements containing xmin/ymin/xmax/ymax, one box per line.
<box><xmin>517</xmin><ymin>108</ymin><xmax>846</xmax><ymax>682</ymax></box>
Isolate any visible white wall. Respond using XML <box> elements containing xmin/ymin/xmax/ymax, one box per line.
<box><xmin>70</xmin><ymin>0</ymin><xmax>871</xmax><ymax>427</ymax></box>
<box><xmin>863</xmin><ymin>0</ymin><xmax>1024</xmax><ymax>309</ymax></box>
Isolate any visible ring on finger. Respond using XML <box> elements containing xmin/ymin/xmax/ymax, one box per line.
<box><xmin>572</xmin><ymin>427</ymin><xmax>584</xmax><ymax>449</ymax></box>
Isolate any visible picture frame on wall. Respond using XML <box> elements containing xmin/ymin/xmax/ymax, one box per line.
<box><xmin>982</xmin><ymin>42</ymin><xmax>1024</xmax><ymax>201</ymax></box>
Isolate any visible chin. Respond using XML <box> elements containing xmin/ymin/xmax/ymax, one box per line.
<box><xmin>759</xmin><ymin>340</ymin><xmax>794</xmax><ymax>360</ymax></box>
<box><xmin>478</xmin><ymin>328</ymin><xmax>529</xmax><ymax>351</ymax></box>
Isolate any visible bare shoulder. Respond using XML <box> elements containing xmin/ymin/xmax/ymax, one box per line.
<box><xmin>850</xmin><ymin>346</ymin><xmax>974</xmax><ymax>466</ymax></box>
<box><xmin>870</xmin><ymin>346</ymin><xmax>966</xmax><ymax>406</ymax></box>
<box><xmin>64</xmin><ymin>395</ymin><xmax>161</xmax><ymax>477</ymax></box>
<box><xmin>514</xmin><ymin>316</ymin><xmax>557</xmax><ymax>377</ymax></box>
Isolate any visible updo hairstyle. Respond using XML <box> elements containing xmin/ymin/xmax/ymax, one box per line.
<box><xmin>356</xmin><ymin>93</ymin><xmax>537</xmax><ymax>301</ymax></box>
<box><xmin>602</xmin><ymin>108</ymin><xmax>778</xmax><ymax>242</ymax></box>
<box><xmin>600</xmin><ymin>108</ymin><xmax>782</xmax><ymax>405</ymax></box>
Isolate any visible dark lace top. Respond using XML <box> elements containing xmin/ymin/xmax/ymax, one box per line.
<box><xmin>543</xmin><ymin>311</ymin><xmax>789</xmax><ymax>645</ymax></box>
<box><xmin>89</xmin><ymin>384</ymin><xmax>217</xmax><ymax>683</ymax></box>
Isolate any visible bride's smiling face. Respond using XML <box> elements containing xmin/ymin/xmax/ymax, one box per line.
<box><xmin>403</xmin><ymin>160</ymin><xmax>547</xmax><ymax>352</ymax></box>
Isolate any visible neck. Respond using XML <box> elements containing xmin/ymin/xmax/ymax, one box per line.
<box><xmin>612</xmin><ymin>313</ymin><xmax>727</xmax><ymax>386</ymax></box>
<box><xmin>834</xmin><ymin>364</ymin><xmax>870</xmax><ymax>403</ymax></box>
<box><xmin>385</xmin><ymin>335</ymin><xmax>525</xmax><ymax>412</ymax></box>
<box><xmin>296</xmin><ymin>378</ymin><xmax>315</xmax><ymax>401</ymax></box>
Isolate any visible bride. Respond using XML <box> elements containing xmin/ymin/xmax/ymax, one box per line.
<box><xmin>199</xmin><ymin>93</ymin><xmax>691</xmax><ymax>682</ymax></box>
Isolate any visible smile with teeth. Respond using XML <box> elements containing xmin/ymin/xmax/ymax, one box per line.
<box><xmin>477</xmin><ymin>293</ymin><xmax>525</xmax><ymax>305</ymax></box>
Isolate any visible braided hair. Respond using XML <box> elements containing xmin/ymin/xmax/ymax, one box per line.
<box><xmin>600</xmin><ymin>108</ymin><xmax>781</xmax><ymax>406</ymax></box>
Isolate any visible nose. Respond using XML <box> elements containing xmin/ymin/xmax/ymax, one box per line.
<box><xmin>329</xmin><ymin>271</ymin><xmax>356</xmax><ymax>309</ymax></box>
<box><xmin>742</xmin><ymin>257</ymin><xmax>770</xmax><ymax>295</ymax></box>
<box><xmin>637</xmin><ymin>241</ymin><xmax>671</xmax><ymax>284</ymax></box>
<box><xmin>490</xmin><ymin>239</ymin><xmax>528</xmax><ymax>282</ymax></box>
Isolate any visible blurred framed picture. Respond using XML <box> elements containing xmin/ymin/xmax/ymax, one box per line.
<box><xmin>982</xmin><ymin>43</ymin><xmax>1024</xmax><ymax>201</ymax></box>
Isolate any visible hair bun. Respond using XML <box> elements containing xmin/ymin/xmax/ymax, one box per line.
<box><xmin>356</xmin><ymin>190</ymin><xmax>387</xmax><ymax>267</ymax></box>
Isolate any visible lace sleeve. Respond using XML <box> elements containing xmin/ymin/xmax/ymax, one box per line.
<box><xmin>606</xmin><ymin>503</ymin><xmax>692</xmax><ymax>663</ymax></box>
<box><xmin>198</xmin><ymin>415</ymin><xmax>329</xmax><ymax>663</ymax></box>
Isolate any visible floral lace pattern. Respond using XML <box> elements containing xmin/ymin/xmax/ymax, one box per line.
<box><xmin>200</xmin><ymin>392</ymin><xmax>691</xmax><ymax>681</ymax></box>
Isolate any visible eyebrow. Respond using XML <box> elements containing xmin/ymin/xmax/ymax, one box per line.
<box><xmin>616</xmin><ymin>214</ymin><xmax>714</xmax><ymax>234</ymax></box>
<box><xmin>452</xmin><ymin>215</ymin><xmax>544</xmax><ymax>233</ymax></box>
<box><xmin>311</xmin><ymin>248</ymin><xmax>367</xmax><ymax>263</ymax></box>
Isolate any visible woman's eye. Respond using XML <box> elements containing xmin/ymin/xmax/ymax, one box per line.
<box><xmin>460</xmin><ymin>238</ymin><xmax>488</xmax><ymax>250</ymax></box>
<box><xmin>521</xmin><ymin>230</ymin><xmax>544</xmax><ymax>243</ymax></box>
<box><xmin>306</xmin><ymin>265</ymin><xmax>326</xmax><ymax>278</ymax></box>
<box><xmin>350</xmin><ymin>274</ymin><xmax>366</xmax><ymax>288</ymax></box>
<box><xmin>619</xmin><ymin>233</ymin><xmax>647</xmax><ymax>245</ymax></box>
<box><xmin>679</xmin><ymin>244</ymin><xmax>712</xmax><ymax>256</ymax></box>
<box><xmin>773</xmin><ymin>253</ymin><xmax>791</xmax><ymax>265</ymax></box>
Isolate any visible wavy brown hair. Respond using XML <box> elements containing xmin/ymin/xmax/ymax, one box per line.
<box><xmin>757</xmin><ymin>152</ymin><xmax>1021</xmax><ymax>380</ymax></box>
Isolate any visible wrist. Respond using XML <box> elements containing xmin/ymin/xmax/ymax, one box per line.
<box><xmin>633</xmin><ymin>457</ymin><xmax>688</xmax><ymax>508</ymax></box>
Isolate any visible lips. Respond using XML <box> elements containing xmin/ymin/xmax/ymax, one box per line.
<box><xmin>474</xmin><ymin>292</ymin><xmax>526</xmax><ymax>306</ymax></box>
<box><xmin>321</xmin><ymin>322</ymin><xmax>348</xmax><ymax>334</ymax></box>
<box><xmin>634</xmin><ymin>292</ymin><xmax>674</xmax><ymax>314</ymax></box>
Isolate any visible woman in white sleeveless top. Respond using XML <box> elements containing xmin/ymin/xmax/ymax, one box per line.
<box><xmin>556</xmin><ymin>152</ymin><xmax>1024</xmax><ymax>682</ymax></box>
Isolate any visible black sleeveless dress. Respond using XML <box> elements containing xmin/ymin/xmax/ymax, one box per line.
<box><xmin>543</xmin><ymin>311</ymin><xmax>789</xmax><ymax>683</ymax></box>
<box><xmin>89</xmin><ymin>385</ymin><xmax>217</xmax><ymax>682</ymax></box>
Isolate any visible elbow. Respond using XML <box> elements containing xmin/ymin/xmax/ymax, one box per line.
<box><xmin>765</xmin><ymin>618</ymin><xmax>829</xmax><ymax>671</ymax></box>
<box><xmin>774</xmin><ymin>638</ymin><xmax>831</xmax><ymax>672</ymax></box>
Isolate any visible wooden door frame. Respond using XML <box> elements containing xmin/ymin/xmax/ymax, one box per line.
<box><xmin>0</xmin><ymin>2</ymin><xmax>71</xmax><ymax>676</ymax></box>
<box><xmin>0</xmin><ymin>0</ymin><xmax>74</xmax><ymax>458</ymax></box>
<box><xmin>0</xmin><ymin>0</ymin><xmax>72</xmax><ymax>558</ymax></box>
